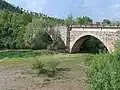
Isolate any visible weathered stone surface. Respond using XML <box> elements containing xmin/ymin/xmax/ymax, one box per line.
<box><xmin>48</xmin><ymin>26</ymin><xmax>120</xmax><ymax>53</ymax></box>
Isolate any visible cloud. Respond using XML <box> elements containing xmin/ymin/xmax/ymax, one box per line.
<box><xmin>79</xmin><ymin>0</ymin><xmax>120</xmax><ymax>20</ymax></box>
<box><xmin>108</xmin><ymin>4</ymin><xmax>120</xmax><ymax>9</ymax></box>
<box><xmin>106</xmin><ymin>3</ymin><xmax>120</xmax><ymax>20</ymax></box>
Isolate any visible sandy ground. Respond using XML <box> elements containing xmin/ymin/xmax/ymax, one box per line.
<box><xmin>0</xmin><ymin>66</ymin><xmax>88</xmax><ymax>90</ymax></box>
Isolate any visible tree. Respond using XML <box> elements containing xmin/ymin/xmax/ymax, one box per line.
<box><xmin>0</xmin><ymin>0</ymin><xmax>65</xmax><ymax>50</ymax></box>
<box><xmin>24</xmin><ymin>18</ymin><xmax>49</xmax><ymax>49</ymax></box>
<box><xmin>102</xmin><ymin>19</ymin><xmax>111</xmax><ymax>25</ymax></box>
<box><xmin>65</xmin><ymin>14</ymin><xmax>74</xmax><ymax>26</ymax></box>
<box><xmin>111</xmin><ymin>21</ymin><xmax>120</xmax><ymax>25</ymax></box>
<box><xmin>74</xmin><ymin>16</ymin><xmax>92</xmax><ymax>25</ymax></box>
<box><xmin>82</xmin><ymin>16</ymin><xmax>93</xmax><ymax>25</ymax></box>
<box><xmin>74</xmin><ymin>17</ymin><xmax>84</xmax><ymax>24</ymax></box>
<box><xmin>0</xmin><ymin>0</ymin><xmax>23</xmax><ymax>13</ymax></box>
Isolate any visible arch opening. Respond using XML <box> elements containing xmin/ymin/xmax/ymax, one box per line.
<box><xmin>45</xmin><ymin>33</ymin><xmax>66</xmax><ymax>52</ymax></box>
<box><xmin>32</xmin><ymin>32</ymin><xmax>53</xmax><ymax>50</ymax></box>
<box><xmin>71</xmin><ymin>35</ymin><xmax>108</xmax><ymax>54</ymax></box>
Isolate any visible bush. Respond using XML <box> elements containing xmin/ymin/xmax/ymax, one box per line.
<box><xmin>32</xmin><ymin>58</ymin><xmax>60</xmax><ymax>77</ymax></box>
<box><xmin>86</xmin><ymin>51</ymin><xmax>120</xmax><ymax>90</ymax></box>
<box><xmin>46</xmin><ymin>61</ymin><xmax>60</xmax><ymax>77</ymax></box>
<box><xmin>32</xmin><ymin>58</ymin><xmax>46</xmax><ymax>75</ymax></box>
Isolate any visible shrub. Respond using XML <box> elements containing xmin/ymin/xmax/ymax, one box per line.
<box><xmin>32</xmin><ymin>58</ymin><xmax>60</xmax><ymax>77</ymax></box>
<box><xmin>32</xmin><ymin>58</ymin><xmax>46</xmax><ymax>75</ymax></box>
<box><xmin>86</xmin><ymin>51</ymin><xmax>120</xmax><ymax>90</ymax></box>
<box><xmin>46</xmin><ymin>61</ymin><xmax>60</xmax><ymax>77</ymax></box>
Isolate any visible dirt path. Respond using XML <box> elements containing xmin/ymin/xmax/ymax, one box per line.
<box><xmin>0</xmin><ymin>65</ymin><xmax>88</xmax><ymax>90</ymax></box>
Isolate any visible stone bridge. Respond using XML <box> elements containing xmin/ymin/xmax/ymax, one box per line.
<box><xmin>47</xmin><ymin>25</ymin><xmax>120</xmax><ymax>53</ymax></box>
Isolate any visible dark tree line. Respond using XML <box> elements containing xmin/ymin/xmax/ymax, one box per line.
<box><xmin>0</xmin><ymin>0</ymin><xmax>23</xmax><ymax>13</ymax></box>
<box><xmin>0</xmin><ymin>9</ymin><xmax>66</xmax><ymax>50</ymax></box>
<box><xmin>0</xmin><ymin>0</ymin><xmax>65</xmax><ymax>50</ymax></box>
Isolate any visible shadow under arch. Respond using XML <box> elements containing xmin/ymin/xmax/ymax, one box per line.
<box><xmin>45</xmin><ymin>32</ymin><xmax>66</xmax><ymax>52</ymax></box>
<box><xmin>71</xmin><ymin>35</ymin><xmax>109</xmax><ymax>54</ymax></box>
<box><xmin>42</xmin><ymin>32</ymin><xmax>53</xmax><ymax>45</ymax></box>
<box><xmin>32</xmin><ymin>32</ymin><xmax>53</xmax><ymax>50</ymax></box>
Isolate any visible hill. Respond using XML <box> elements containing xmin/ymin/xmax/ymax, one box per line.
<box><xmin>0</xmin><ymin>0</ymin><xmax>22</xmax><ymax>13</ymax></box>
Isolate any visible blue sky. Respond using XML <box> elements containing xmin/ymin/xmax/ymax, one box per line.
<box><xmin>6</xmin><ymin>0</ymin><xmax>120</xmax><ymax>21</ymax></box>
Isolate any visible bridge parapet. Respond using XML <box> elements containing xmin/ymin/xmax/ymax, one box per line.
<box><xmin>69</xmin><ymin>25</ymin><xmax>120</xmax><ymax>28</ymax></box>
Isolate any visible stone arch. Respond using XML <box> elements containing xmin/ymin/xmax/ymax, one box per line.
<box><xmin>70</xmin><ymin>33</ymin><xmax>111</xmax><ymax>53</ymax></box>
<box><xmin>44</xmin><ymin>32</ymin><xmax>53</xmax><ymax>43</ymax></box>
<box><xmin>46</xmin><ymin>31</ymin><xmax>66</xmax><ymax>51</ymax></box>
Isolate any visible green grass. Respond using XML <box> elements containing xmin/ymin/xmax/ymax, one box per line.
<box><xmin>0</xmin><ymin>50</ymin><xmax>87</xmax><ymax>70</ymax></box>
<box><xmin>0</xmin><ymin>50</ymin><xmax>56</xmax><ymax>66</ymax></box>
<box><xmin>0</xmin><ymin>50</ymin><xmax>56</xmax><ymax>59</ymax></box>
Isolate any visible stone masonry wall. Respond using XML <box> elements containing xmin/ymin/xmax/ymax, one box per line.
<box><xmin>69</xmin><ymin>28</ymin><xmax>118</xmax><ymax>53</ymax></box>
<box><xmin>48</xmin><ymin>26</ymin><xmax>120</xmax><ymax>53</ymax></box>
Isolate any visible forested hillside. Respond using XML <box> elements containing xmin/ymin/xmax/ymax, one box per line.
<box><xmin>0</xmin><ymin>0</ymin><xmax>22</xmax><ymax>13</ymax></box>
<box><xmin>0</xmin><ymin>0</ymin><xmax>65</xmax><ymax>50</ymax></box>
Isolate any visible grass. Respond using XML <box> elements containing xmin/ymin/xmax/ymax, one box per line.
<box><xmin>0</xmin><ymin>50</ymin><xmax>87</xmax><ymax>71</ymax></box>
<box><xmin>0</xmin><ymin>50</ymin><xmax>56</xmax><ymax>59</ymax></box>
<box><xmin>0</xmin><ymin>50</ymin><xmax>88</xmax><ymax>80</ymax></box>
<box><xmin>2</xmin><ymin>50</ymin><xmax>120</xmax><ymax>90</ymax></box>
<box><xmin>0</xmin><ymin>50</ymin><xmax>56</xmax><ymax>66</ymax></box>
<box><xmin>0</xmin><ymin>50</ymin><xmax>90</xmax><ymax>90</ymax></box>
<box><xmin>0</xmin><ymin>50</ymin><xmax>89</xmax><ymax>90</ymax></box>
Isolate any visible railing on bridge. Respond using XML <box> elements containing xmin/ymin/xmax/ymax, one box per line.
<box><xmin>69</xmin><ymin>25</ymin><xmax>120</xmax><ymax>28</ymax></box>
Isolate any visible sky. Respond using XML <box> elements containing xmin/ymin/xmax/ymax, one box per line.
<box><xmin>5</xmin><ymin>0</ymin><xmax>120</xmax><ymax>21</ymax></box>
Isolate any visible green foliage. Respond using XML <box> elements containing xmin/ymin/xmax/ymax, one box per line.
<box><xmin>0</xmin><ymin>0</ymin><xmax>23</xmax><ymax>13</ymax></box>
<box><xmin>74</xmin><ymin>16</ymin><xmax>93</xmax><ymax>25</ymax></box>
<box><xmin>32</xmin><ymin>58</ymin><xmax>45</xmax><ymax>75</ymax></box>
<box><xmin>115</xmin><ymin>40</ymin><xmax>120</xmax><ymax>51</ymax></box>
<box><xmin>65</xmin><ymin>14</ymin><xmax>74</xmax><ymax>25</ymax></box>
<box><xmin>24</xmin><ymin>18</ymin><xmax>45</xmax><ymax>49</ymax></box>
<box><xmin>0</xmin><ymin>50</ymin><xmax>56</xmax><ymax>59</ymax></box>
<box><xmin>24</xmin><ymin>18</ymin><xmax>52</xmax><ymax>49</ymax></box>
<box><xmin>0</xmin><ymin>0</ymin><xmax>65</xmax><ymax>50</ymax></box>
<box><xmin>81</xmin><ymin>36</ymin><xmax>107</xmax><ymax>53</ymax></box>
<box><xmin>0</xmin><ymin>10</ymin><xmax>32</xmax><ymax>49</ymax></box>
<box><xmin>32</xmin><ymin>58</ymin><xmax>60</xmax><ymax>77</ymax></box>
<box><xmin>86</xmin><ymin>46</ymin><xmax>120</xmax><ymax>90</ymax></box>
<box><xmin>0</xmin><ymin>5</ymin><xmax>64</xmax><ymax>50</ymax></box>
<box><xmin>102</xmin><ymin>19</ymin><xmax>111</xmax><ymax>25</ymax></box>
<box><xmin>46</xmin><ymin>61</ymin><xmax>60</xmax><ymax>77</ymax></box>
